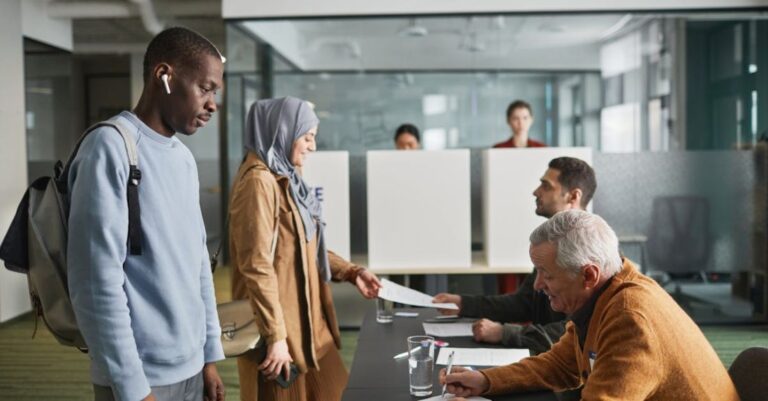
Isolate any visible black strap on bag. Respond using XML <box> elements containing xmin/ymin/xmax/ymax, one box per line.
<box><xmin>210</xmin><ymin>217</ymin><xmax>227</xmax><ymax>274</ymax></box>
<box><xmin>59</xmin><ymin>120</ymin><xmax>143</xmax><ymax>255</ymax></box>
<box><xmin>127</xmin><ymin>166</ymin><xmax>143</xmax><ymax>255</ymax></box>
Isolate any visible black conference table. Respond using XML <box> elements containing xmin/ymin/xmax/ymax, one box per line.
<box><xmin>342</xmin><ymin>307</ymin><xmax>559</xmax><ymax>401</ymax></box>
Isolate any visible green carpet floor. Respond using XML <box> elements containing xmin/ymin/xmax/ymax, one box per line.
<box><xmin>0</xmin><ymin>313</ymin><xmax>359</xmax><ymax>401</ymax></box>
<box><xmin>0</xmin><ymin>312</ymin><xmax>764</xmax><ymax>400</ymax></box>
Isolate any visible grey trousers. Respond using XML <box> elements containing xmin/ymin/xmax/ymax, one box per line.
<box><xmin>93</xmin><ymin>371</ymin><xmax>203</xmax><ymax>401</ymax></box>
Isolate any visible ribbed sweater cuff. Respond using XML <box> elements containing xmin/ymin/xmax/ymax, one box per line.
<box><xmin>501</xmin><ymin>323</ymin><xmax>524</xmax><ymax>347</ymax></box>
<box><xmin>113</xmin><ymin>368</ymin><xmax>151</xmax><ymax>401</ymax></box>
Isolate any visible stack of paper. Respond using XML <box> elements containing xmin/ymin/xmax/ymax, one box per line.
<box><xmin>436</xmin><ymin>347</ymin><xmax>529</xmax><ymax>366</ymax></box>
<box><xmin>421</xmin><ymin>396</ymin><xmax>490</xmax><ymax>401</ymax></box>
<box><xmin>423</xmin><ymin>322</ymin><xmax>473</xmax><ymax>337</ymax></box>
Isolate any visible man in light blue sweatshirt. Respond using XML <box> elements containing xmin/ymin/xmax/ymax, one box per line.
<box><xmin>67</xmin><ymin>27</ymin><xmax>226</xmax><ymax>401</ymax></box>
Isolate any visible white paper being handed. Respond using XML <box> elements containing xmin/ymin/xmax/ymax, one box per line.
<box><xmin>377</xmin><ymin>278</ymin><xmax>458</xmax><ymax>310</ymax></box>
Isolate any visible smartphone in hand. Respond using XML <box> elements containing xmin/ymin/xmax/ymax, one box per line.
<box><xmin>274</xmin><ymin>364</ymin><xmax>299</xmax><ymax>388</ymax></box>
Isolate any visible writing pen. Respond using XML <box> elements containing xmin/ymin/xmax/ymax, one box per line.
<box><xmin>394</xmin><ymin>341</ymin><xmax>449</xmax><ymax>359</ymax></box>
<box><xmin>393</xmin><ymin>351</ymin><xmax>409</xmax><ymax>359</ymax></box>
<box><xmin>441</xmin><ymin>350</ymin><xmax>455</xmax><ymax>399</ymax></box>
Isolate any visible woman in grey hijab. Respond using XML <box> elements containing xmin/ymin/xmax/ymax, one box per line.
<box><xmin>229</xmin><ymin>97</ymin><xmax>381</xmax><ymax>401</ymax></box>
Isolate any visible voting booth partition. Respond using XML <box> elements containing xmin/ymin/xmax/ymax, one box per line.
<box><xmin>302</xmin><ymin>151</ymin><xmax>351</xmax><ymax>260</ymax></box>
<box><xmin>483</xmin><ymin>147</ymin><xmax>593</xmax><ymax>269</ymax></box>
<box><xmin>366</xmin><ymin>150</ymin><xmax>472</xmax><ymax>271</ymax></box>
<box><xmin>302</xmin><ymin>151</ymin><xmax>365</xmax><ymax>327</ymax></box>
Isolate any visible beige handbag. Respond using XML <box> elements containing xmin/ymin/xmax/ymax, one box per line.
<box><xmin>217</xmin><ymin>299</ymin><xmax>262</xmax><ymax>357</ymax></box>
<box><xmin>212</xmin><ymin>172</ymin><xmax>280</xmax><ymax>358</ymax></box>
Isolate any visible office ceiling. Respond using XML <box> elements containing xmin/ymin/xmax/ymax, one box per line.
<box><xmin>47</xmin><ymin>2</ymin><xmax>768</xmax><ymax>71</ymax></box>
<box><xmin>50</xmin><ymin>0</ymin><xmax>226</xmax><ymax>53</ymax></box>
<box><xmin>241</xmin><ymin>15</ymin><xmax>634</xmax><ymax>71</ymax></box>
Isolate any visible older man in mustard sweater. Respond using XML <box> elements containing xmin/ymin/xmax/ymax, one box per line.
<box><xmin>441</xmin><ymin>210</ymin><xmax>740</xmax><ymax>401</ymax></box>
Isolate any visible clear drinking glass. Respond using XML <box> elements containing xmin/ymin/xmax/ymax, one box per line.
<box><xmin>407</xmin><ymin>335</ymin><xmax>434</xmax><ymax>396</ymax></box>
<box><xmin>376</xmin><ymin>298</ymin><xmax>394</xmax><ymax>323</ymax></box>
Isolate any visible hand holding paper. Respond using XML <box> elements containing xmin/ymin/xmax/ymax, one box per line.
<box><xmin>432</xmin><ymin>293</ymin><xmax>462</xmax><ymax>315</ymax></box>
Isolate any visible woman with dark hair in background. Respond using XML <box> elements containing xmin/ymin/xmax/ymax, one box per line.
<box><xmin>493</xmin><ymin>100</ymin><xmax>545</xmax><ymax>148</ymax></box>
<box><xmin>394</xmin><ymin>123</ymin><xmax>421</xmax><ymax>150</ymax></box>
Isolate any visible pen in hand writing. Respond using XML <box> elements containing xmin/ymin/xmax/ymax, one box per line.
<box><xmin>441</xmin><ymin>350</ymin><xmax>455</xmax><ymax>399</ymax></box>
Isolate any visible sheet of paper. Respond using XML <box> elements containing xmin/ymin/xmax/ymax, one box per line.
<box><xmin>436</xmin><ymin>347</ymin><xmax>529</xmax><ymax>366</ymax></box>
<box><xmin>423</xmin><ymin>322</ymin><xmax>473</xmax><ymax>337</ymax></box>
<box><xmin>421</xmin><ymin>396</ymin><xmax>490</xmax><ymax>401</ymax></box>
<box><xmin>377</xmin><ymin>278</ymin><xmax>458</xmax><ymax>310</ymax></box>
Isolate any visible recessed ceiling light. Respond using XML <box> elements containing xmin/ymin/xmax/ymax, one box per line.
<box><xmin>467</xmin><ymin>41</ymin><xmax>486</xmax><ymax>52</ymax></box>
<box><xmin>538</xmin><ymin>23</ymin><xmax>565</xmax><ymax>33</ymax></box>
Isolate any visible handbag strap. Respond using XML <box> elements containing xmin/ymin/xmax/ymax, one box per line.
<box><xmin>211</xmin><ymin>166</ymin><xmax>280</xmax><ymax>272</ymax></box>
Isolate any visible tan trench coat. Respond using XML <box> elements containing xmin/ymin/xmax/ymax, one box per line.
<box><xmin>229</xmin><ymin>152</ymin><xmax>362</xmax><ymax>375</ymax></box>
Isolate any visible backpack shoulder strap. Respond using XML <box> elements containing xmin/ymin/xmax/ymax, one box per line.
<box><xmin>107</xmin><ymin>120</ymin><xmax>143</xmax><ymax>256</ymax></box>
<box><xmin>58</xmin><ymin>121</ymin><xmax>132</xmax><ymax>182</ymax></box>
<box><xmin>107</xmin><ymin>120</ymin><xmax>139</xmax><ymax>169</ymax></box>
<box><xmin>60</xmin><ymin>118</ymin><xmax>143</xmax><ymax>255</ymax></box>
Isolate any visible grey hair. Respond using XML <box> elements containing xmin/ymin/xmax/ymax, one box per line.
<box><xmin>529</xmin><ymin>210</ymin><xmax>622</xmax><ymax>277</ymax></box>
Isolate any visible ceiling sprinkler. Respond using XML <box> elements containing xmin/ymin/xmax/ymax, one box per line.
<box><xmin>462</xmin><ymin>33</ymin><xmax>486</xmax><ymax>52</ymax></box>
<box><xmin>400</xmin><ymin>18</ymin><xmax>429</xmax><ymax>37</ymax></box>
<box><xmin>493</xmin><ymin>16</ymin><xmax>505</xmax><ymax>30</ymax></box>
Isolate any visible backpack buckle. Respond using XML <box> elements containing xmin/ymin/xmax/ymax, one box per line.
<box><xmin>129</xmin><ymin>167</ymin><xmax>142</xmax><ymax>187</ymax></box>
<box><xmin>54</xmin><ymin>160</ymin><xmax>64</xmax><ymax>180</ymax></box>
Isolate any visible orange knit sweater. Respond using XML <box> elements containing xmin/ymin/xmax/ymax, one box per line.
<box><xmin>481</xmin><ymin>260</ymin><xmax>740</xmax><ymax>401</ymax></box>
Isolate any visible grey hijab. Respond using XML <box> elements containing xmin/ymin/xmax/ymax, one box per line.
<box><xmin>243</xmin><ymin>97</ymin><xmax>330</xmax><ymax>282</ymax></box>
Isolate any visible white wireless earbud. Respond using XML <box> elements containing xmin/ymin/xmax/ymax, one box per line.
<box><xmin>161</xmin><ymin>74</ymin><xmax>171</xmax><ymax>94</ymax></box>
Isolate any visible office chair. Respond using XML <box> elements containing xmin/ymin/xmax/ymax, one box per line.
<box><xmin>645</xmin><ymin>196</ymin><xmax>717</xmax><ymax>311</ymax></box>
<box><xmin>729</xmin><ymin>347</ymin><xmax>768</xmax><ymax>401</ymax></box>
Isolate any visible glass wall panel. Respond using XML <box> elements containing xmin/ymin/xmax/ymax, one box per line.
<box><xmin>594</xmin><ymin>151</ymin><xmax>760</xmax><ymax>323</ymax></box>
<box><xmin>24</xmin><ymin>39</ymin><xmax>75</xmax><ymax>183</ymax></box>
<box><xmin>226</xmin><ymin>24</ymin><xmax>261</xmax><ymax>185</ymax></box>
<box><xmin>273</xmin><ymin>72</ymin><xmax>595</xmax><ymax>152</ymax></box>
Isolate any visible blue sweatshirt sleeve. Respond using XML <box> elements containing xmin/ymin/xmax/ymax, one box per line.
<box><xmin>198</xmin><ymin>215</ymin><xmax>225</xmax><ymax>363</ymax></box>
<box><xmin>67</xmin><ymin>129</ymin><xmax>151</xmax><ymax>401</ymax></box>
